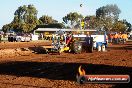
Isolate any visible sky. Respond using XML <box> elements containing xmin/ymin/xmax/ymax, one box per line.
<box><xmin>0</xmin><ymin>0</ymin><xmax>132</xmax><ymax>29</ymax></box>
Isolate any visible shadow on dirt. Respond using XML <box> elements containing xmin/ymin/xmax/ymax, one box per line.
<box><xmin>20</xmin><ymin>48</ymin><xmax>29</xmax><ymax>51</ymax></box>
<box><xmin>0</xmin><ymin>61</ymin><xmax>131</xmax><ymax>88</ymax></box>
<box><xmin>28</xmin><ymin>46</ymin><xmax>48</xmax><ymax>54</ymax></box>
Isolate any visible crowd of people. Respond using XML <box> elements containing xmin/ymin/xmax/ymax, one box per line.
<box><xmin>108</xmin><ymin>32</ymin><xmax>128</xmax><ymax>44</ymax></box>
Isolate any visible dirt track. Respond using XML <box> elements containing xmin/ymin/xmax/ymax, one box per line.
<box><xmin>0</xmin><ymin>41</ymin><xmax>132</xmax><ymax>88</ymax></box>
<box><xmin>0</xmin><ymin>41</ymin><xmax>51</xmax><ymax>49</ymax></box>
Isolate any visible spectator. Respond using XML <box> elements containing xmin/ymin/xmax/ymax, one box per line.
<box><xmin>121</xmin><ymin>33</ymin><xmax>128</xmax><ymax>44</ymax></box>
<box><xmin>109</xmin><ymin>34</ymin><xmax>113</xmax><ymax>43</ymax></box>
<box><xmin>118</xmin><ymin>32</ymin><xmax>122</xmax><ymax>43</ymax></box>
<box><xmin>114</xmin><ymin>32</ymin><xmax>119</xmax><ymax>44</ymax></box>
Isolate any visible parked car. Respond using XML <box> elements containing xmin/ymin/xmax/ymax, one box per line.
<box><xmin>15</xmin><ymin>33</ymin><xmax>31</xmax><ymax>42</ymax></box>
<box><xmin>8</xmin><ymin>34</ymin><xmax>16</xmax><ymax>42</ymax></box>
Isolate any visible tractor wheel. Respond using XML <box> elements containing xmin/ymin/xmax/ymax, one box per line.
<box><xmin>73</xmin><ymin>41</ymin><xmax>82</xmax><ymax>54</ymax></box>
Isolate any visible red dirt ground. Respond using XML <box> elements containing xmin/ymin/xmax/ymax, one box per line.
<box><xmin>0</xmin><ymin>41</ymin><xmax>131</xmax><ymax>88</ymax></box>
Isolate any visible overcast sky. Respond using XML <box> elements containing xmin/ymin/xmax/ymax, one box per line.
<box><xmin>0</xmin><ymin>0</ymin><xmax>132</xmax><ymax>29</ymax></box>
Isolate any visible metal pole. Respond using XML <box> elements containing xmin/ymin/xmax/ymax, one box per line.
<box><xmin>80</xmin><ymin>3</ymin><xmax>82</xmax><ymax>30</ymax></box>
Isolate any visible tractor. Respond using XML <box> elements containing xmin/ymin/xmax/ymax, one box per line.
<box><xmin>50</xmin><ymin>30</ymin><xmax>94</xmax><ymax>54</ymax></box>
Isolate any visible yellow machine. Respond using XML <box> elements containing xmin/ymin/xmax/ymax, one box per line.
<box><xmin>51</xmin><ymin>30</ymin><xmax>94</xmax><ymax>54</ymax></box>
<box><xmin>51</xmin><ymin>30</ymin><xmax>72</xmax><ymax>54</ymax></box>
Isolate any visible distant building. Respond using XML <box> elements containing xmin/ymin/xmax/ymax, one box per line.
<box><xmin>33</xmin><ymin>28</ymin><xmax>96</xmax><ymax>36</ymax></box>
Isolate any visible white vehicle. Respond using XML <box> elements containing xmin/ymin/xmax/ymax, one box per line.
<box><xmin>16</xmin><ymin>34</ymin><xmax>31</xmax><ymax>42</ymax></box>
<box><xmin>31</xmin><ymin>34</ymin><xmax>39</xmax><ymax>40</ymax></box>
<box><xmin>73</xmin><ymin>35</ymin><xmax>87</xmax><ymax>37</ymax></box>
<box><xmin>21</xmin><ymin>36</ymin><xmax>31</xmax><ymax>42</ymax></box>
<box><xmin>91</xmin><ymin>31</ymin><xmax>108</xmax><ymax>49</ymax></box>
<box><xmin>16</xmin><ymin>35</ymin><xmax>22</xmax><ymax>42</ymax></box>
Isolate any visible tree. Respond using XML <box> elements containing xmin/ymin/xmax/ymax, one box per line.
<box><xmin>96</xmin><ymin>4</ymin><xmax>121</xmax><ymax>31</ymax></box>
<box><xmin>2</xmin><ymin>24</ymin><xmax>11</xmax><ymax>33</ymax></box>
<box><xmin>112</xmin><ymin>21</ymin><xmax>127</xmax><ymax>32</ymax></box>
<box><xmin>39</xmin><ymin>15</ymin><xmax>57</xmax><ymax>25</ymax></box>
<box><xmin>14</xmin><ymin>5</ymin><xmax>27</xmax><ymax>23</ymax></box>
<box><xmin>11</xmin><ymin>4</ymin><xmax>39</xmax><ymax>32</ymax></box>
<box><xmin>63</xmin><ymin>12</ymin><xmax>83</xmax><ymax>28</ymax></box>
<box><xmin>84</xmin><ymin>15</ymin><xmax>97</xmax><ymax>29</ymax></box>
<box><xmin>96</xmin><ymin>4</ymin><xmax>121</xmax><ymax>21</ymax></box>
<box><xmin>123</xmin><ymin>19</ymin><xmax>131</xmax><ymax>32</ymax></box>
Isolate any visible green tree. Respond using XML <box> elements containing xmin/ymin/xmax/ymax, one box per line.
<box><xmin>39</xmin><ymin>15</ymin><xmax>56</xmax><ymax>24</ymax></box>
<box><xmin>96</xmin><ymin>4</ymin><xmax>121</xmax><ymax>31</ymax></box>
<box><xmin>11</xmin><ymin>4</ymin><xmax>39</xmax><ymax>32</ymax></box>
<box><xmin>112</xmin><ymin>21</ymin><xmax>127</xmax><ymax>32</ymax></box>
<box><xmin>123</xmin><ymin>19</ymin><xmax>131</xmax><ymax>32</ymax></box>
<box><xmin>2</xmin><ymin>24</ymin><xmax>11</xmax><ymax>33</ymax></box>
<box><xmin>96</xmin><ymin>4</ymin><xmax>121</xmax><ymax>21</ymax></box>
<box><xmin>14</xmin><ymin>5</ymin><xmax>27</xmax><ymax>23</ymax></box>
<box><xmin>63</xmin><ymin>12</ymin><xmax>83</xmax><ymax>28</ymax></box>
<box><xmin>84</xmin><ymin>15</ymin><xmax>97</xmax><ymax>29</ymax></box>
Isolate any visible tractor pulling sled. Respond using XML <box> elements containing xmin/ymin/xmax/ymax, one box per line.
<box><xmin>45</xmin><ymin>29</ymin><xmax>108</xmax><ymax>54</ymax></box>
